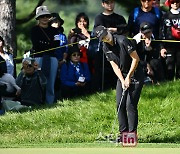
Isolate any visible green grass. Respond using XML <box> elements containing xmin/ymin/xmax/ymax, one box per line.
<box><xmin>1</xmin><ymin>147</ymin><xmax>180</xmax><ymax>154</ymax></box>
<box><xmin>0</xmin><ymin>80</ymin><xmax>180</xmax><ymax>148</ymax></box>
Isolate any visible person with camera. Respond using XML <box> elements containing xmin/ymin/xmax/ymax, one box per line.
<box><xmin>60</xmin><ymin>45</ymin><xmax>91</xmax><ymax>98</ymax></box>
<box><xmin>94</xmin><ymin>26</ymin><xmax>144</xmax><ymax>142</ymax></box>
<box><xmin>16</xmin><ymin>57</ymin><xmax>47</xmax><ymax>106</ymax></box>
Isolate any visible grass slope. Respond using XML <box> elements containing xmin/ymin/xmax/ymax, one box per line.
<box><xmin>0</xmin><ymin>80</ymin><xmax>179</xmax><ymax>147</ymax></box>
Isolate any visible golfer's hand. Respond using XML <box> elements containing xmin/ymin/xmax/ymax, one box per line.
<box><xmin>121</xmin><ymin>80</ymin><xmax>127</xmax><ymax>90</ymax></box>
<box><xmin>124</xmin><ymin>76</ymin><xmax>131</xmax><ymax>89</ymax></box>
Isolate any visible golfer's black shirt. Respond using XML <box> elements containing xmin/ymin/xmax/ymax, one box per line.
<box><xmin>103</xmin><ymin>35</ymin><xmax>136</xmax><ymax>74</ymax></box>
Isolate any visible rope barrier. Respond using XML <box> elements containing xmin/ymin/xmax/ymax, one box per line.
<box><xmin>0</xmin><ymin>36</ymin><xmax>179</xmax><ymax>64</ymax></box>
<box><xmin>128</xmin><ymin>37</ymin><xmax>180</xmax><ymax>42</ymax></box>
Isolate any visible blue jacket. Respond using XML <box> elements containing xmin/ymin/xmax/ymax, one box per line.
<box><xmin>55</xmin><ymin>33</ymin><xmax>68</xmax><ymax>60</ymax></box>
<box><xmin>60</xmin><ymin>61</ymin><xmax>91</xmax><ymax>87</ymax></box>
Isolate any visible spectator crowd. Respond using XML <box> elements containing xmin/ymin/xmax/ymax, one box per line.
<box><xmin>0</xmin><ymin>0</ymin><xmax>180</xmax><ymax>114</ymax></box>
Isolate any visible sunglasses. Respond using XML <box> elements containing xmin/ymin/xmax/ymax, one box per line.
<box><xmin>72</xmin><ymin>53</ymin><xmax>81</xmax><ymax>57</ymax></box>
<box><xmin>39</xmin><ymin>14</ymin><xmax>51</xmax><ymax>18</ymax></box>
<box><xmin>27</xmin><ymin>64</ymin><xmax>33</xmax><ymax>68</ymax></box>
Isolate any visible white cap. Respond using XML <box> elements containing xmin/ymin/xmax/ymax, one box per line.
<box><xmin>35</xmin><ymin>6</ymin><xmax>51</xmax><ymax>19</ymax></box>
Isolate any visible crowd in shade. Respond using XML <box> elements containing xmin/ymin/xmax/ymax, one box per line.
<box><xmin>0</xmin><ymin>0</ymin><xmax>180</xmax><ymax>115</ymax></box>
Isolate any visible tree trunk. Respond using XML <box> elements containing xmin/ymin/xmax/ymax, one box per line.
<box><xmin>0</xmin><ymin>0</ymin><xmax>16</xmax><ymax>56</ymax></box>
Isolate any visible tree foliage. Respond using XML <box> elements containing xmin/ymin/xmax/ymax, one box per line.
<box><xmin>16</xmin><ymin>0</ymin><xmax>87</xmax><ymax>25</ymax></box>
<box><xmin>16</xmin><ymin>0</ymin><xmax>46</xmax><ymax>24</ymax></box>
<box><xmin>116</xmin><ymin>0</ymin><xmax>140</xmax><ymax>12</ymax></box>
<box><xmin>16</xmin><ymin>0</ymin><xmax>139</xmax><ymax>25</ymax></box>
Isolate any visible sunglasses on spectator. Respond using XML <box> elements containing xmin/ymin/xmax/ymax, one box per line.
<box><xmin>27</xmin><ymin>64</ymin><xmax>33</xmax><ymax>68</ymax></box>
<box><xmin>72</xmin><ymin>53</ymin><xmax>81</xmax><ymax>57</ymax></box>
<box><xmin>141</xmin><ymin>0</ymin><xmax>152</xmax><ymax>2</ymax></box>
<box><xmin>39</xmin><ymin>14</ymin><xmax>51</xmax><ymax>18</ymax></box>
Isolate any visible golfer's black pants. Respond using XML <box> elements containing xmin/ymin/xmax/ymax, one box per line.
<box><xmin>116</xmin><ymin>78</ymin><xmax>144</xmax><ymax>133</ymax></box>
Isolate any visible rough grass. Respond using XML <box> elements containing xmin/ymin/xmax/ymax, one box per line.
<box><xmin>0</xmin><ymin>80</ymin><xmax>179</xmax><ymax>148</ymax></box>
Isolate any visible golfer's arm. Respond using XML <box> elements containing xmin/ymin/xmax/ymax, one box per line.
<box><xmin>110</xmin><ymin>61</ymin><xmax>124</xmax><ymax>82</ymax></box>
<box><xmin>127</xmin><ymin>50</ymin><xmax>139</xmax><ymax>78</ymax></box>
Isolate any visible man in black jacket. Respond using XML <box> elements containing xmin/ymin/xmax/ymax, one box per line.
<box><xmin>91</xmin><ymin>0</ymin><xmax>127</xmax><ymax>92</ymax></box>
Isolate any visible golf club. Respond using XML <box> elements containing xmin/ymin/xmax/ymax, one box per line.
<box><xmin>109</xmin><ymin>88</ymin><xmax>127</xmax><ymax>138</ymax></box>
<box><xmin>96</xmin><ymin>88</ymin><xmax>127</xmax><ymax>142</ymax></box>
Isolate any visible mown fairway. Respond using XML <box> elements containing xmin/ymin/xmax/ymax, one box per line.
<box><xmin>1</xmin><ymin>148</ymin><xmax>180</xmax><ymax>154</ymax></box>
<box><xmin>0</xmin><ymin>80</ymin><xmax>179</xmax><ymax>148</ymax></box>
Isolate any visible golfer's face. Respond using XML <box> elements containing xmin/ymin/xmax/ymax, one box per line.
<box><xmin>102</xmin><ymin>32</ymin><xmax>113</xmax><ymax>43</ymax></box>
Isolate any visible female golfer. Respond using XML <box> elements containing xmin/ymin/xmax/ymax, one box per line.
<box><xmin>94</xmin><ymin>25</ymin><xmax>144</xmax><ymax>142</ymax></box>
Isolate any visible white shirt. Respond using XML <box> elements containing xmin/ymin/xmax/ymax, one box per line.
<box><xmin>0</xmin><ymin>73</ymin><xmax>20</xmax><ymax>93</ymax></box>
